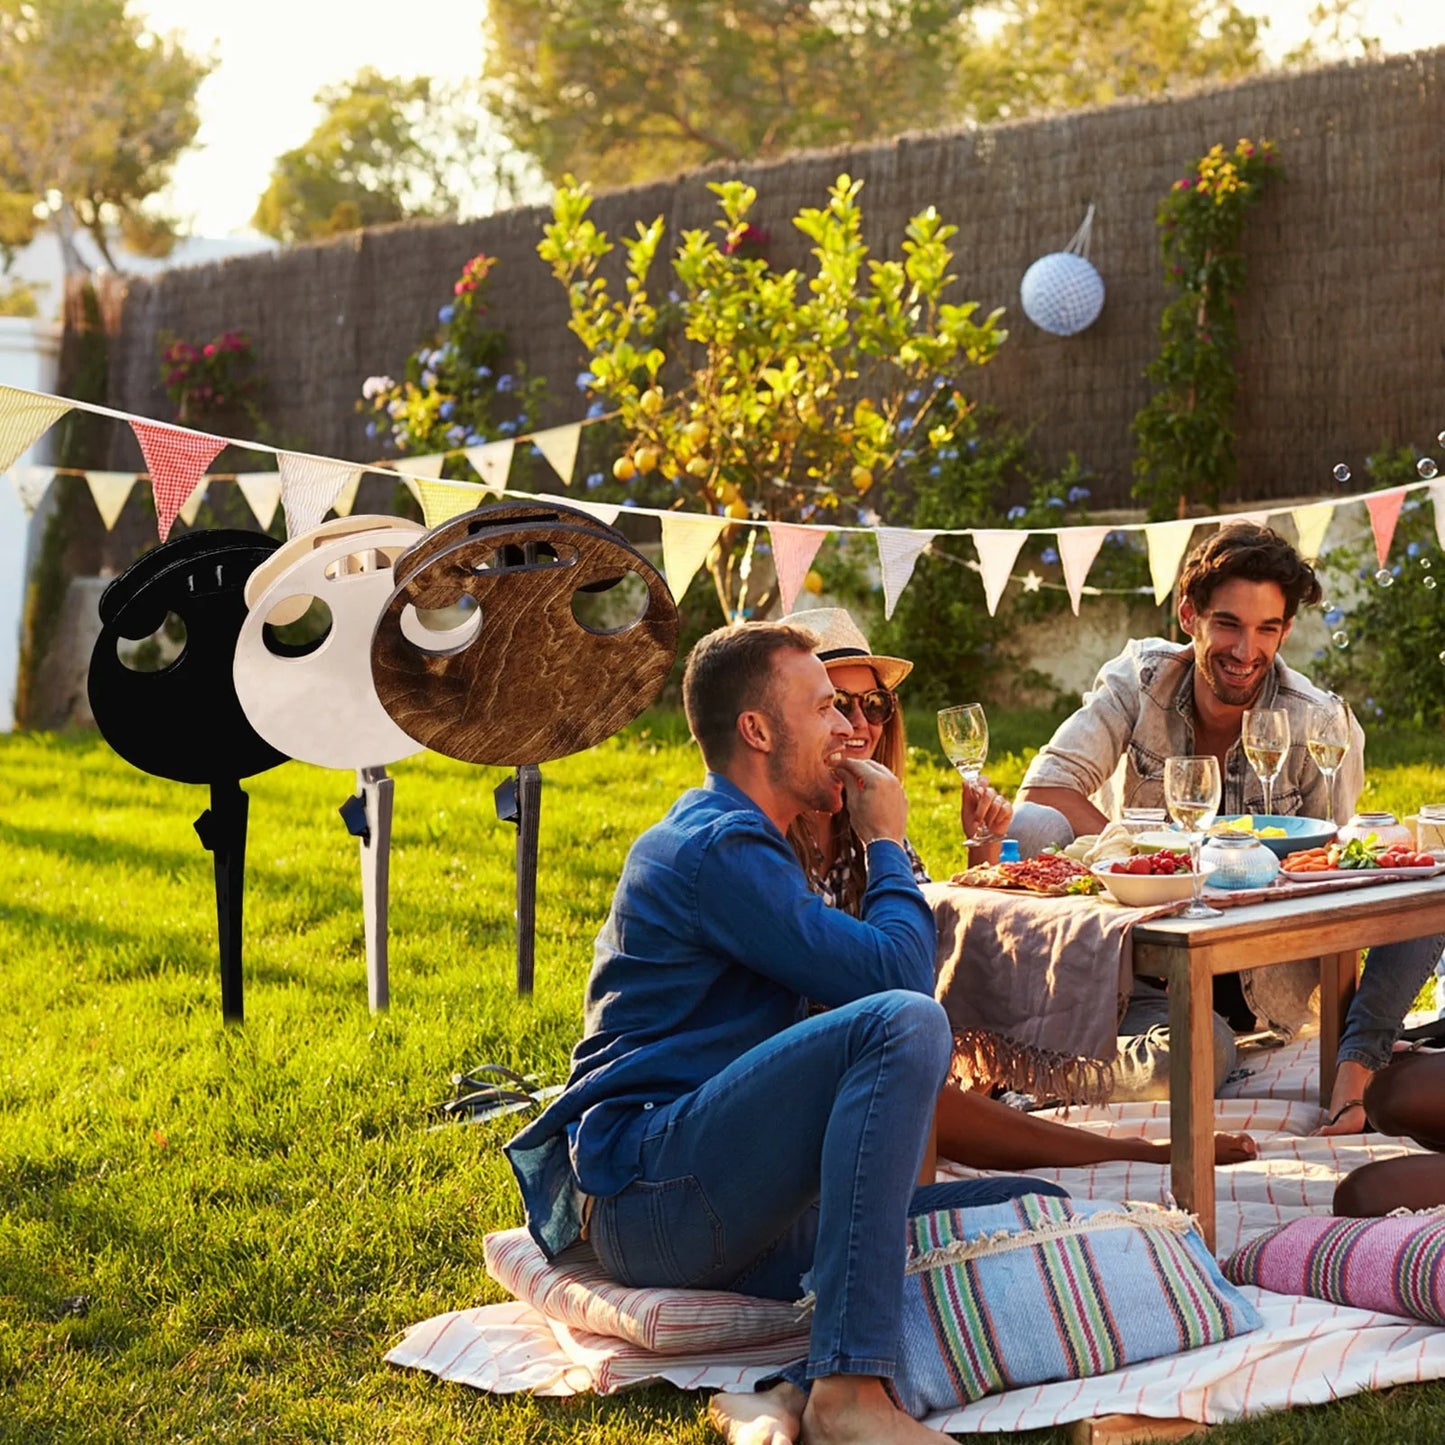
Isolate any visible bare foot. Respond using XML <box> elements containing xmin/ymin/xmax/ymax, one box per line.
<box><xmin>802</xmin><ymin>1376</ymin><xmax>948</xmax><ymax>1444</ymax></box>
<box><xmin>1315</xmin><ymin>1059</ymin><xmax>1375</xmax><ymax>1136</ymax></box>
<box><xmin>1213</xmin><ymin>1131</ymin><xmax>1257</xmax><ymax>1165</ymax></box>
<box><xmin>709</xmin><ymin>1383</ymin><xmax>805</xmax><ymax>1445</ymax></box>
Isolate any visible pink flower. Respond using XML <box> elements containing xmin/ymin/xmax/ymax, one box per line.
<box><xmin>203</xmin><ymin>343</ymin><xmax>216</xmax><ymax>357</ymax></box>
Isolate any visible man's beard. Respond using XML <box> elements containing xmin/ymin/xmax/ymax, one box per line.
<box><xmin>768</xmin><ymin>729</ymin><xmax>842</xmax><ymax>816</ymax></box>
<box><xmin>1195</xmin><ymin>642</ymin><xmax>1267</xmax><ymax>707</ymax></box>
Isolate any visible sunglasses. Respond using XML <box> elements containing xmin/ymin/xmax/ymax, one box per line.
<box><xmin>832</xmin><ymin>687</ymin><xmax>896</xmax><ymax>725</ymax></box>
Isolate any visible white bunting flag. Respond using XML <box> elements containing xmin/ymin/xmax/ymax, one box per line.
<box><xmin>0</xmin><ymin>387</ymin><xmax>70</xmax><ymax>472</ymax></box>
<box><xmin>177</xmin><ymin>480</ymin><xmax>208</xmax><ymax>528</ymax></box>
<box><xmin>395</xmin><ymin>453</ymin><xmax>446</xmax><ymax>482</ymax></box>
<box><xmin>970</xmin><ymin>529</ymin><xmax>1028</xmax><ymax>617</ymax></box>
<box><xmin>278</xmin><ymin>452</ymin><xmax>362</xmax><ymax>537</ymax></box>
<box><xmin>1146</xmin><ymin>519</ymin><xmax>1196</xmax><ymax>604</ymax></box>
<box><xmin>1057</xmin><ymin>526</ymin><xmax>1109</xmax><ymax>615</ymax></box>
<box><xmin>8</xmin><ymin>464</ymin><xmax>55</xmax><ymax>515</ymax></box>
<box><xmin>1431</xmin><ymin>482</ymin><xmax>1445</xmax><ymax>551</ymax></box>
<box><xmin>1364</xmin><ymin>487</ymin><xmax>1407</xmax><ymax>568</ymax></box>
<box><xmin>235</xmin><ymin>473</ymin><xmax>282</xmax><ymax>531</ymax></box>
<box><xmin>465</xmin><ymin>439</ymin><xmax>514</xmax><ymax>494</ymax></box>
<box><xmin>1291</xmin><ymin>501</ymin><xmax>1335</xmax><ymax>562</ymax></box>
<box><xmin>331</xmin><ymin>470</ymin><xmax>364</xmax><ymax>517</ymax></box>
<box><xmin>1235</xmin><ymin>510</ymin><xmax>1272</xmax><ymax>528</ymax></box>
<box><xmin>85</xmin><ymin>471</ymin><xmax>136</xmax><ymax>530</ymax></box>
<box><xmin>535</xmin><ymin>491</ymin><xmax>622</xmax><ymax>527</ymax></box>
<box><xmin>770</xmin><ymin>523</ymin><xmax>829</xmax><ymax>616</ymax></box>
<box><xmin>660</xmin><ymin>513</ymin><xmax>728</xmax><ymax>602</ymax></box>
<box><xmin>408</xmin><ymin>477</ymin><xmax>484</xmax><ymax>529</ymax></box>
<box><xmin>875</xmin><ymin>528</ymin><xmax>937</xmax><ymax>619</ymax></box>
<box><xmin>531</xmin><ymin>424</ymin><xmax>582</xmax><ymax>487</ymax></box>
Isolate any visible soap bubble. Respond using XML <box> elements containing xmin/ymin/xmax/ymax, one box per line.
<box><xmin>1375</xmin><ymin>568</ymin><xmax>1395</xmax><ymax>586</ymax></box>
<box><xmin>1419</xmin><ymin>458</ymin><xmax>1439</xmax><ymax>480</ymax></box>
<box><xmin>1334</xmin><ymin>631</ymin><xmax>1350</xmax><ymax>648</ymax></box>
<box><xmin>1438</xmin><ymin>430</ymin><xmax>1445</xmax><ymax>447</ymax></box>
<box><xmin>1423</xmin><ymin>557</ymin><xmax>1434</xmax><ymax>570</ymax></box>
<box><xmin>1425</xmin><ymin>576</ymin><xmax>1438</xmax><ymax>590</ymax></box>
<box><xmin>1333</xmin><ymin>463</ymin><xmax>1351</xmax><ymax>483</ymax></box>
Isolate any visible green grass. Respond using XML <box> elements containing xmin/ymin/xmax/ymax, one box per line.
<box><xmin>3</xmin><ymin>717</ymin><xmax>1445</xmax><ymax>1442</ymax></box>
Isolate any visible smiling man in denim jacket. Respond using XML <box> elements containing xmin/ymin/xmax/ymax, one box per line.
<box><xmin>506</xmin><ymin>621</ymin><xmax>955</xmax><ymax>1445</ymax></box>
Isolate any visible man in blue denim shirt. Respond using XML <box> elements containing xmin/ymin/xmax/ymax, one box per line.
<box><xmin>1016</xmin><ymin>522</ymin><xmax>1444</xmax><ymax>1134</ymax></box>
<box><xmin>507</xmin><ymin>621</ymin><xmax>954</xmax><ymax>1445</ymax></box>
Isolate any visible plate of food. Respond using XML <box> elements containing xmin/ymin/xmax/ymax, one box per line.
<box><xmin>950</xmin><ymin>853</ymin><xmax>1099</xmax><ymax>896</ymax></box>
<box><xmin>1211</xmin><ymin>814</ymin><xmax>1337</xmax><ymax>858</ymax></box>
<box><xmin>1090</xmin><ymin>848</ymin><xmax>1215</xmax><ymax>906</ymax></box>
<box><xmin>1278</xmin><ymin>837</ymin><xmax>1445</xmax><ymax>882</ymax></box>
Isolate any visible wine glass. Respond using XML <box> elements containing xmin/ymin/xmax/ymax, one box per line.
<box><xmin>1306</xmin><ymin>697</ymin><xmax>1351</xmax><ymax>824</ymax></box>
<box><xmin>1241</xmin><ymin>707</ymin><xmax>1290</xmax><ymax>816</ymax></box>
<box><xmin>937</xmin><ymin>703</ymin><xmax>1000</xmax><ymax>846</ymax></box>
<box><xmin>1164</xmin><ymin>755</ymin><xmax>1223</xmax><ymax>919</ymax></box>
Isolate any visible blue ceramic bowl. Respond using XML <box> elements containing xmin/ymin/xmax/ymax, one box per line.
<box><xmin>1213</xmin><ymin>814</ymin><xmax>1338</xmax><ymax>858</ymax></box>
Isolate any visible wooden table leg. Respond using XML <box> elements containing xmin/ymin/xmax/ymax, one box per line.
<box><xmin>1166</xmin><ymin>945</ymin><xmax>1217</xmax><ymax>1250</ymax></box>
<box><xmin>1318</xmin><ymin>950</ymin><xmax>1360</xmax><ymax>1108</ymax></box>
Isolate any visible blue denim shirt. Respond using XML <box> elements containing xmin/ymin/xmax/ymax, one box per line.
<box><xmin>505</xmin><ymin>773</ymin><xmax>937</xmax><ymax>1257</ymax></box>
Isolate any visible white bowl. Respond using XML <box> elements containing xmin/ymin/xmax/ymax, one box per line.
<box><xmin>1091</xmin><ymin>860</ymin><xmax>1216</xmax><ymax>907</ymax></box>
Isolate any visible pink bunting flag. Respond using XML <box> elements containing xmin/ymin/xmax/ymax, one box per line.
<box><xmin>0</xmin><ymin>387</ymin><xmax>71</xmax><ymax>473</ymax></box>
<box><xmin>769</xmin><ymin>523</ymin><xmax>828</xmax><ymax>616</ymax></box>
<box><xmin>1365</xmin><ymin>487</ymin><xmax>1407</xmax><ymax>568</ymax></box>
<box><xmin>1057</xmin><ymin>526</ymin><xmax>1109</xmax><ymax>615</ymax></box>
<box><xmin>970</xmin><ymin>530</ymin><xmax>1028</xmax><ymax>616</ymax></box>
<box><xmin>130</xmin><ymin>419</ymin><xmax>226</xmax><ymax>539</ymax></box>
<box><xmin>875</xmin><ymin>528</ymin><xmax>937</xmax><ymax>619</ymax></box>
<box><xmin>1431</xmin><ymin>482</ymin><xmax>1445</xmax><ymax>551</ymax></box>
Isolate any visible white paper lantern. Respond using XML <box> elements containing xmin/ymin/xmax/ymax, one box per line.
<box><xmin>1020</xmin><ymin>251</ymin><xmax>1105</xmax><ymax>336</ymax></box>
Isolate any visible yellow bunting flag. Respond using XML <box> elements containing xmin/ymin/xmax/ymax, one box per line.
<box><xmin>408</xmin><ymin>477</ymin><xmax>485</xmax><ymax>528</ymax></box>
<box><xmin>0</xmin><ymin>387</ymin><xmax>70</xmax><ymax>473</ymax></box>
<box><xmin>1291</xmin><ymin>502</ymin><xmax>1334</xmax><ymax>562</ymax></box>
<box><xmin>1145</xmin><ymin>519</ymin><xmax>1196</xmax><ymax>604</ymax></box>
<box><xmin>531</xmin><ymin>424</ymin><xmax>582</xmax><ymax>487</ymax></box>
<box><xmin>84</xmin><ymin>471</ymin><xmax>137</xmax><ymax>531</ymax></box>
<box><xmin>464</xmin><ymin>439</ymin><xmax>514</xmax><ymax>494</ymax></box>
<box><xmin>176</xmin><ymin>481</ymin><xmax>208</xmax><ymax>528</ymax></box>
<box><xmin>235</xmin><ymin>473</ymin><xmax>282</xmax><ymax>531</ymax></box>
<box><xmin>660</xmin><ymin>513</ymin><xmax>728</xmax><ymax>602</ymax></box>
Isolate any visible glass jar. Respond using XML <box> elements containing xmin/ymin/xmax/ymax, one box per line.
<box><xmin>1200</xmin><ymin>832</ymin><xmax>1281</xmax><ymax>890</ymax></box>
<box><xmin>1416</xmin><ymin>805</ymin><xmax>1445</xmax><ymax>852</ymax></box>
<box><xmin>1337</xmin><ymin>811</ymin><xmax>1414</xmax><ymax>849</ymax></box>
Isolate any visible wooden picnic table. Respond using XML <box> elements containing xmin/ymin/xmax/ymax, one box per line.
<box><xmin>1134</xmin><ymin>874</ymin><xmax>1445</xmax><ymax>1250</ymax></box>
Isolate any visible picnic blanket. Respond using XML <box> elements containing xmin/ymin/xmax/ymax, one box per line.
<box><xmin>387</xmin><ymin>1029</ymin><xmax>1445</xmax><ymax>1432</ymax></box>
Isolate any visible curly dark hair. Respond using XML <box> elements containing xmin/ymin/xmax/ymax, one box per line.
<box><xmin>1177</xmin><ymin>522</ymin><xmax>1322</xmax><ymax>620</ymax></box>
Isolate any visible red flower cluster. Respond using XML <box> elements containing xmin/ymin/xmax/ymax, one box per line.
<box><xmin>158</xmin><ymin>330</ymin><xmax>259</xmax><ymax>422</ymax></box>
<box><xmin>453</xmin><ymin>252</ymin><xmax>497</xmax><ymax>296</ymax></box>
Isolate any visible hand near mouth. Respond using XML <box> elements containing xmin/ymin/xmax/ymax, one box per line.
<box><xmin>835</xmin><ymin>756</ymin><xmax>908</xmax><ymax>845</ymax></box>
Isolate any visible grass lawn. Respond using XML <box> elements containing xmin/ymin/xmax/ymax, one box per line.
<box><xmin>3</xmin><ymin>713</ymin><xmax>1445</xmax><ymax>1443</ymax></box>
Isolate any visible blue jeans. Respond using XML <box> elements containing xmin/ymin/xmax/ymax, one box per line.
<box><xmin>1339</xmin><ymin>936</ymin><xmax>1445</xmax><ymax>1071</ymax></box>
<box><xmin>589</xmin><ymin>990</ymin><xmax>953</xmax><ymax>1381</ymax></box>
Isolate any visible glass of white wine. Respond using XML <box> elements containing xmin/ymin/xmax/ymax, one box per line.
<box><xmin>1241</xmin><ymin>707</ymin><xmax>1290</xmax><ymax>816</ymax></box>
<box><xmin>937</xmin><ymin>703</ymin><xmax>999</xmax><ymax>846</ymax></box>
<box><xmin>1164</xmin><ymin>754</ymin><xmax>1223</xmax><ymax>918</ymax></box>
<box><xmin>1306</xmin><ymin>697</ymin><xmax>1350</xmax><ymax>824</ymax></box>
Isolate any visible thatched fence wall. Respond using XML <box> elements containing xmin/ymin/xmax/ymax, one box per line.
<box><xmin>102</xmin><ymin>47</ymin><xmax>1445</xmax><ymax>508</ymax></box>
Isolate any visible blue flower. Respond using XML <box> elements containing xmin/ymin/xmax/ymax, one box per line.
<box><xmin>420</xmin><ymin>369</ymin><xmax>437</xmax><ymax>389</ymax></box>
<box><xmin>586</xmin><ymin>401</ymin><xmax>606</xmax><ymax>419</ymax></box>
<box><xmin>667</xmin><ymin>290</ymin><xmax>681</xmax><ymax>304</ymax></box>
<box><xmin>437</xmin><ymin>304</ymin><xmax>456</xmax><ymax>325</ymax></box>
<box><xmin>928</xmin><ymin>464</ymin><xmax>942</xmax><ymax>477</ymax></box>
<box><xmin>1408</xmin><ymin>540</ymin><xmax>1422</xmax><ymax>557</ymax></box>
<box><xmin>446</xmin><ymin>425</ymin><xmax>465</xmax><ymax>444</ymax></box>
<box><xmin>1313</xmin><ymin>648</ymin><xmax>1325</xmax><ymax>660</ymax></box>
<box><xmin>1357</xmin><ymin>567</ymin><xmax>1371</xmax><ymax>580</ymax></box>
<box><xmin>1007</xmin><ymin>505</ymin><xmax>1027</xmax><ymax>521</ymax></box>
<box><xmin>1046</xmin><ymin>496</ymin><xmax>1065</xmax><ymax>509</ymax></box>
<box><xmin>932</xmin><ymin>376</ymin><xmax>947</xmax><ymax>390</ymax></box>
<box><xmin>464</xmin><ymin>432</ymin><xmax>483</xmax><ymax>446</ymax></box>
<box><xmin>899</xmin><ymin>448</ymin><xmax>917</xmax><ymax>463</ymax></box>
<box><xmin>1106</xmin><ymin>530</ymin><xmax>1126</xmax><ymax>544</ymax></box>
<box><xmin>622</xmin><ymin>497</ymin><xmax>639</xmax><ymax>507</ymax></box>
<box><xmin>585</xmin><ymin>471</ymin><xmax>604</xmax><ymax>490</ymax></box>
<box><xmin>1324</xmin><ymin>607</ymin><xmax>1344</xmax><ymax>626</ymax></box>
<box><xmin>576</xmin><ymin>371</ymin><xmax>596</xmax><ymax>391</ymax></box>
<box><xmin>1392</xmin><ymin>563</ymin><xmax>1403</xmax><ymax>576</ymax></box>
<box><xmin>515</xmin><ymin>413</ymin><xmax>529</xmax><ymax>429</ymax></box>
<box><xmin>1066</xmin><ymin>485</ymin><xmax>1091</xmax><ymax>504</ymax></box>
<box><xmin>475</xmin><ymin>365</ymin><xmax>493</xmax><ymax>380</ymax></box>
<box><xmin>529</xmin><ymin>443</ymin><xmax>543</xmax><ymax>458</ymax></box>
<box><xmin>938</xmin><ymin>447</ymin><xmax>958</xmax><ymax>460</ymax></box>
<box><xmin>1041</xmin><ymin>546</ymin><xmax>1059</xmax><ymax>564</ymax></box>
<box><xmin>497</xmin><ymin>420</ymin><xmax>517</xmax><ymax>436</ymax></box>
<box><xmin>364</xmin><ymin>421</ymin><xmax>377</xmax><ymax>439</ymax></box>
<box><xmin>905</xmin><ymin>388</ymin><xmax>923</xmax><ymax>404</ymax></box>
<box><xmin>438</xmin><ymin>401</ymin><xmax>455</xmax><ymax>421</ymax></box>
<box><xmin>496</xmin><ymin>374</ymin><xmax>516</xmax><ymax>393</ymax></box>
<box><xmin>896</xmin><ymin>416</ymin><xmax>914</xmax><ymax>435</ymax></box>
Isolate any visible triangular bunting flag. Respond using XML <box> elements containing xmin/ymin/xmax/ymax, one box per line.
<box><xmin>409</xmin><ymin>477</ymin><xmax>484</xmax><ymax>529</ymax></box>
<box><xmin>535</xmin><ymin>492</ymin><xmax>622</xmax><ymax>528</ymax></box>
<box><xmin>84</xmin><ymin>471</ymin><xmax>136</xmax><ymax>530</ymax></box>
<box><xmin>770</xmin><ymin>523</ymin><xmax>829</xmax><ymax>616</ymax></box>
<box><xmin>1146</xmin><ymin>519</ymin><xmax>1196</xmax><ymax>604</ymax></box>
<box><xmin>531</xmin><ymin>424</ymin><xmax>582</xmax><ymax>487</ymax></box>
<box><xmin>660</xmin><ymin>513</ymin><xmax>728</xmax><ymax>602</ymax></box>
<box><xmin>331</xmin><ymin>469</ymin><xmax>364</xmax><ymax>517</ymax></box>
<box><xmin>0</xmin><ymin>387</ymin><xmax>70</xmax><ymax>472</ymax></box>
<box><xmin>177</xmin><ymin>480</ymin><xmax>208</xmax><ymax>528</ymax></box>
<box><xmin>395</xmin><ymin>453</ymin><xmax>446</xmax><ymax>482</ymax></box>
<box><xmin>8</xmin><ymin>464</ymin><xmax>55</xmax><ymax>516</ymax></box>
<box><xmin>465</xmin><ymin>439</ymin><xmax>514</xmax><ymax>494</ymax></box>
<box><xmin>969</xmin><ymin>530</ymin><xmax>1028</xmax><ymax>617</ymax></box>
<box><xmin>1235</xmin><ymin>510</ymin><xmax>1271</xmax><ymax>528</ymax></box>
<box><xmin>1057</xmin><ymin>526</ymin><xmax>1109</xmax><ymax>615</ymax></box>
<box><xmin>1364</xmin><ymin>487</ymin><xmax>1407</xmax><ymax>568</ymax></box>
<box><xmin>235</xmin><ymin>473</ymin><xmax>282</xmax><ymax>531</ymax></box>
<box><xmin>130</xmin><ymin>419</ymin><xmax>226</xmax><ymax>539</ymax></box>
<box><xmin>1291</xmin><ymin>501</ymin><xmax>1334</xmax><ymax>562</ymax></box>
<box><xmin>875</xmin><ymin>528</ymin><xmax>937</xmax><ymax>619</ymax></box>
<box><xmin>1431</xmin><ymin>482</ymin><xmax>1445</xmax><ymax>551</ymax></box>
<box><xmin>277</xmin><ymin>452</ymin><xmax>362</xmax><ymax>537</ymax></box>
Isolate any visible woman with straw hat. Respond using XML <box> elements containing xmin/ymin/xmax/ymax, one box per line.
<box><xmin>787</xmin><ymin>606</ymin><xmax>1255</xmax><ymax>1171</ymax></box>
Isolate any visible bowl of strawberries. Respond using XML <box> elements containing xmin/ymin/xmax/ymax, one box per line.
<box><xmin>1091</xmin><ymin>848</ymin><xmax>1215</xmax><ymax>906</ymax></box>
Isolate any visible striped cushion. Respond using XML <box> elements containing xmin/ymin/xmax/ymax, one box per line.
<box><xmin>483</xmin><ymin>1228</ymin><xmax>810</xmax><ymax>1355</ymax></box>
<box><xmin>893</xmin><ymin>1194</ymin><xmax>1261</xmax><ymax>1418</ymax></box>
<box><xmin>1224</xmin><ymin>1212</ymin><xmax>1445</xmax><ymax>1324</ymax></box>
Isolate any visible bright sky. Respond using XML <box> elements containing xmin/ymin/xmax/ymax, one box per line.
<box><xmin>138</xmin><ymin>0</ymin><xmax>1445</xmax><ymax>239</ymax></box>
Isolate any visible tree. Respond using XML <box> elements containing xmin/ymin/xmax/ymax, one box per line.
<box><xmin>252</xmin><ymin>71</ymin><xmax>541</xmax><ymax>245</ymax></box>
<box><xmin>485</xmin><ymin>0</ymin><xmax>974</xmax><ymax>188</ymax></box>
<box><xmin>0</xmin><ymin>0</ymin><xmax>210</xmax><ymax>273</ymax></box>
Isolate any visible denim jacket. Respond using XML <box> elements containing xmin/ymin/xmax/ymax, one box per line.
<box><xmin>505</xmin><ymin>773</ymin><xmax>937</xmax><ymax>1257</ymax></box>
<box><xmin>1020</xmin><ymin>639</ymin><xmax>1365</xmax><ymax>822</ymax></box>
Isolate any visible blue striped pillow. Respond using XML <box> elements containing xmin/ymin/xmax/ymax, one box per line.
<box><xmin>892</xmin><ymin>1193</ymin><xmax>1261</xmax><ymax>1417</ymax></box>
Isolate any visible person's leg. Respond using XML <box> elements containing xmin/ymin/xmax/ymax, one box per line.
<box><xmin>588</xmin><ymin>990</ymin><xmax>952</xmax><ymax>1373</ymax></box>
<box><xmin>1109</xmin><ymin>979</ymin><xmax>1237</xmax><ymax>1104</ymax></box>
<box><xmin>1319</xmin><ymin>934</ymin><xmax>1445</xmax><ymax>1135</ymax></box>
<box><xmin>1335</xmin><ymin>1155</ymin><xmax>1445</xmax><ymax>1215</ymax></box>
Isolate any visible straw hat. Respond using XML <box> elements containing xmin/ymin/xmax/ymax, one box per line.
<box><xmin>785</xmin><ymin>607</ymin><xmax>913</xmax><ymax>690</ymax></box>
